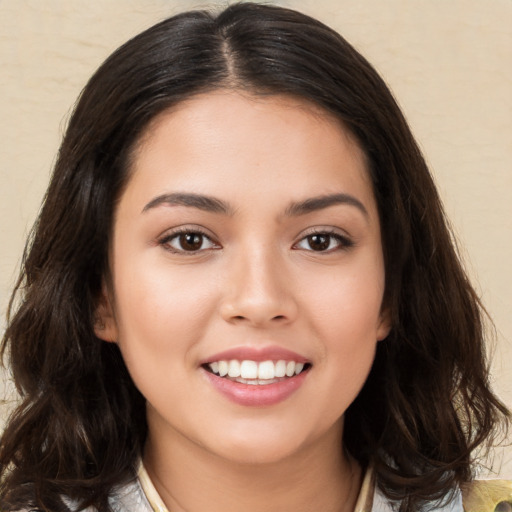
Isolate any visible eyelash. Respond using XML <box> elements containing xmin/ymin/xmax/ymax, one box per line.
<box><xmin>292</xmin><ymin>229</ymin><xmax>354</xmax><ymax>253</ymax></box>
<box><xmin>158</xmin><ymin>227</ymin><xmax>219</xmax><ymax>254</ymax></box>
<box><xmin>158</xmin><ymin>228</ymin><xmax>354</xmax><ymax>255</ymax></box>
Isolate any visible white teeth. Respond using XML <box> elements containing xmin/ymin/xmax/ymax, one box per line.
<box><xmin>258</xmin><ymin>360</ymin><xmax>275</xmax><ymax>380</ymax></box>
<box><xmin>228</xmin><ymin>360</ymin><xmax>241</xmax><ymax>378</ymax></box>
<box><xmin>240</xmin><ymin>360</ymin><xmax>258</xmax><ymax>379</ymax></box>
<box><xmin>275</xmin><ymin>360</ymin><xmax>286</xmax><ymax>377</ymax></box>
<box><xmin>218</xmin><ymin>360</ymin><xmax>228</xmax><ymax>377</ymax></box>
<box><xmin>208</xmin><ymin>359</ymin><xmax>307</xmax><ymax>381</ymax></box>
<box><xmin>285</xmin><ymin>361</ymin><xmax>295</xmax><ymax>377</ymax></box>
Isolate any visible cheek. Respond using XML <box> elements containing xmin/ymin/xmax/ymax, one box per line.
<box><xmin>310</xmin><ymin>278</ymin><xmax>381</xmax><ymax>421</ymax></box>
<box><xmin>110</xmin><ymin>255</ymin><xmax>220</xmax><ymax>378</ymax></box>
<box><xmin>114</xmin><ymin>251</ymin><xmax>216</xmax><ymax>328</ymax></box>
<box><xmin>301</xmin><ymin>255</ymin><xmax>384</xmax><ymax>388</ymax></box>
<box><xmin>110</xmin><ymin>271</ymin><xmax>208</xmax><ymax>409</ymax></box>
<box><xmin>305</xmin><ymin>259</ymin><xmax>385</xmax><ymax>337</ymax></box>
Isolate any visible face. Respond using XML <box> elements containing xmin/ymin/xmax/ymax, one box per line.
<box><xmin>96</xmin><ymin>91</ymin><xmax>390</xmax><ymax>465</ymax></box>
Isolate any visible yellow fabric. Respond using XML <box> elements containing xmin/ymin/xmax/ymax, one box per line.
<box><xmin>461</xmin><ymin>480</ymin><xmax>512</xmax><ymax>512</ymax></box>
<box><xmin>138</xmin><ymin>463</ymin><xmax>170</xmax><ymax>512</ymax></box>
<box><xmin>353</xmin><ymin>465</ymin><xmax>375</xmax><ymax>512</ymax></box>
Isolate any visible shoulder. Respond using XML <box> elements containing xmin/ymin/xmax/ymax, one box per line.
<box><xmin>370</xmin><ymin>485</ymin><xmax>464</xmax><ymax>511</ymax></box>
<box><xmin>461</xmin><ymin>479</ymin><xmax>512</xmax><ymax>512</ymax></box>
<box><xmin>62</xmin><ymin>477</ymin><xmax>154</xmax><ymax>512</ymax></box>
<box><xmin>368</xmin><ymin>477</ymin><xmax>512</xmax><ymax>512</ymax></box>
<box><xmin>360</xmin><ymin>467</ymin><xmax>464</xmax><ymax>512</ymax></box>
<box><xmin>104</xmin><ymin>477</ymin><xmax>154</xmax><ymax>512</ymax></box>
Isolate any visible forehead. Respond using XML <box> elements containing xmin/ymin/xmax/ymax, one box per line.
<box><xmin>134</xmin><ymin>90</ymin><xmax>366</xmax><ymax>167</ymax></box>
<box><xmin>123</xmin><ymin>90</ymin><xmax>376</xmax><ymax>218</ymax></box>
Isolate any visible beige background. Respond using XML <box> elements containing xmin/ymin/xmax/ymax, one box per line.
<box><xmin>1</xmin><ymin>0</ymin><xmax>511</xmax><ymax>477</ymax></box>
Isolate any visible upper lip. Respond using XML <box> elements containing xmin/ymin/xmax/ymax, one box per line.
<box><xmin>200</xmin><ymin>345</ymin><xmax>310</xmax><ymax>365</ymax></box>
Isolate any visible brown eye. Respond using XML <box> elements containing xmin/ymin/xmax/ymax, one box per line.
<box><xmin>306</xmin><ymin>234</ymin><xmax>330</xmax><ymax>251</ymax></box>
<box><xmin>294</xmin><ymin>231</ymin><xmax>353</xmax><ymax>253</ymax></box>
<box><xmin>179</xmin><ymin>232</ymin><xmax>204</xmax><ymax>251</ymax></box>
<box><xmin>161</xmin><ymin>230</ymin><xmax>217</xmax><ymax>253</ymax></box>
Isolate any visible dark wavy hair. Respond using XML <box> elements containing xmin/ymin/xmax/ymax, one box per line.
<box><xmin>1</xmin><ymin>3</ymin><xmax>509</xmax><ymax>512</ymax></box>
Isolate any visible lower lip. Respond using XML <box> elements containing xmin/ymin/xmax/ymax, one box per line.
<box><xmin>202</xmin><ymin>368</ymin><xmax>309</xmax><ymax>406</ymax></box>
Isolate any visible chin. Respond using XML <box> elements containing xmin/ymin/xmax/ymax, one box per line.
<box><xmin>216</xmin><ymin>441</ymin><xmax>303</xmax><ymax>466</ymax></box>
<box><xmin>202</xmin><ymin>424</ymin><xmax>321</xmax><ymax>466</ymax></box>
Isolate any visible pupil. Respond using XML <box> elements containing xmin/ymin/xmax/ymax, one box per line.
<box><xmin>309</xmin><ymin>234</ymin><xmax>329</xmax><ymax>251</ymax></box>
<box><xmin>180</xmin><ymin>233</ymin><xmax>202</xmax><ymax>251</ymax></box>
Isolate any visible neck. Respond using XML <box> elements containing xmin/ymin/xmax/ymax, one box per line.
<box><xmin>143</xmin><ymin>422</ymin><xmax>362</xmax><ymax>512</ymax></box>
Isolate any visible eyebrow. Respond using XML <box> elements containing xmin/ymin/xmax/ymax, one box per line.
<box><xmin>142</xmin><ymin>192</ymin><xmax>234</xmax><ymax>215</ymax></box>
<box><xmin>142</xmin><ymin>191</ymin><xmax>368</xmax><ymax>218</ymax></box>
<box><xmin>284</xmin><ymin>193</ymin><xmax>369</xmax><ymax>218</ymax></box>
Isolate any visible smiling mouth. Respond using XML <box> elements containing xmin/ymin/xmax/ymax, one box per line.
<box><xmin>203</xmin><ymin>359</ymin><xmax>311</xmax><ymax>385</ymax></box>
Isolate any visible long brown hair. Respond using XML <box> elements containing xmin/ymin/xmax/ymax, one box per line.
<box><xmin>1</xmin><ymin>3</ymin><xmax>509</xmax><ymax>511</ymax></box>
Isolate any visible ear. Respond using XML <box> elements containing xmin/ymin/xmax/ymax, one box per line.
<box><xmin>94</xmin><ymin>284</ymin><xmax>118</xmax><ymax>343</ymax></box>
<box><xmin>376</xmin><ymin>307</ymin><xmax>392</xmax><ymax>341</ymax></box>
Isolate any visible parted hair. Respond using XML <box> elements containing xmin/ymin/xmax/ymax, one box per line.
<box><xmin>1</xmin><ymin>3</ymin><xmax>509</xmax><ymax>512</ymax></box>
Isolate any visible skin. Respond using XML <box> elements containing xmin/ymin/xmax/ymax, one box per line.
<box><xmin>96</xmin><ymin>91</ymin><xmax>390</xmax><ymax>512</ymax></box>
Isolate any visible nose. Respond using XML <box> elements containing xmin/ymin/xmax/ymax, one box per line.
<box><xmin>219</xmin><ymin>246</ymin><xmax>298</xmax><ymax>327</ymax></box>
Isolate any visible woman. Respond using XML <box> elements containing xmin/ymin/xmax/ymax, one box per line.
<box><xmin>0</xmin><ymin>3</ymin><xmax>509</xmax><ymax>512</ymax></box>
